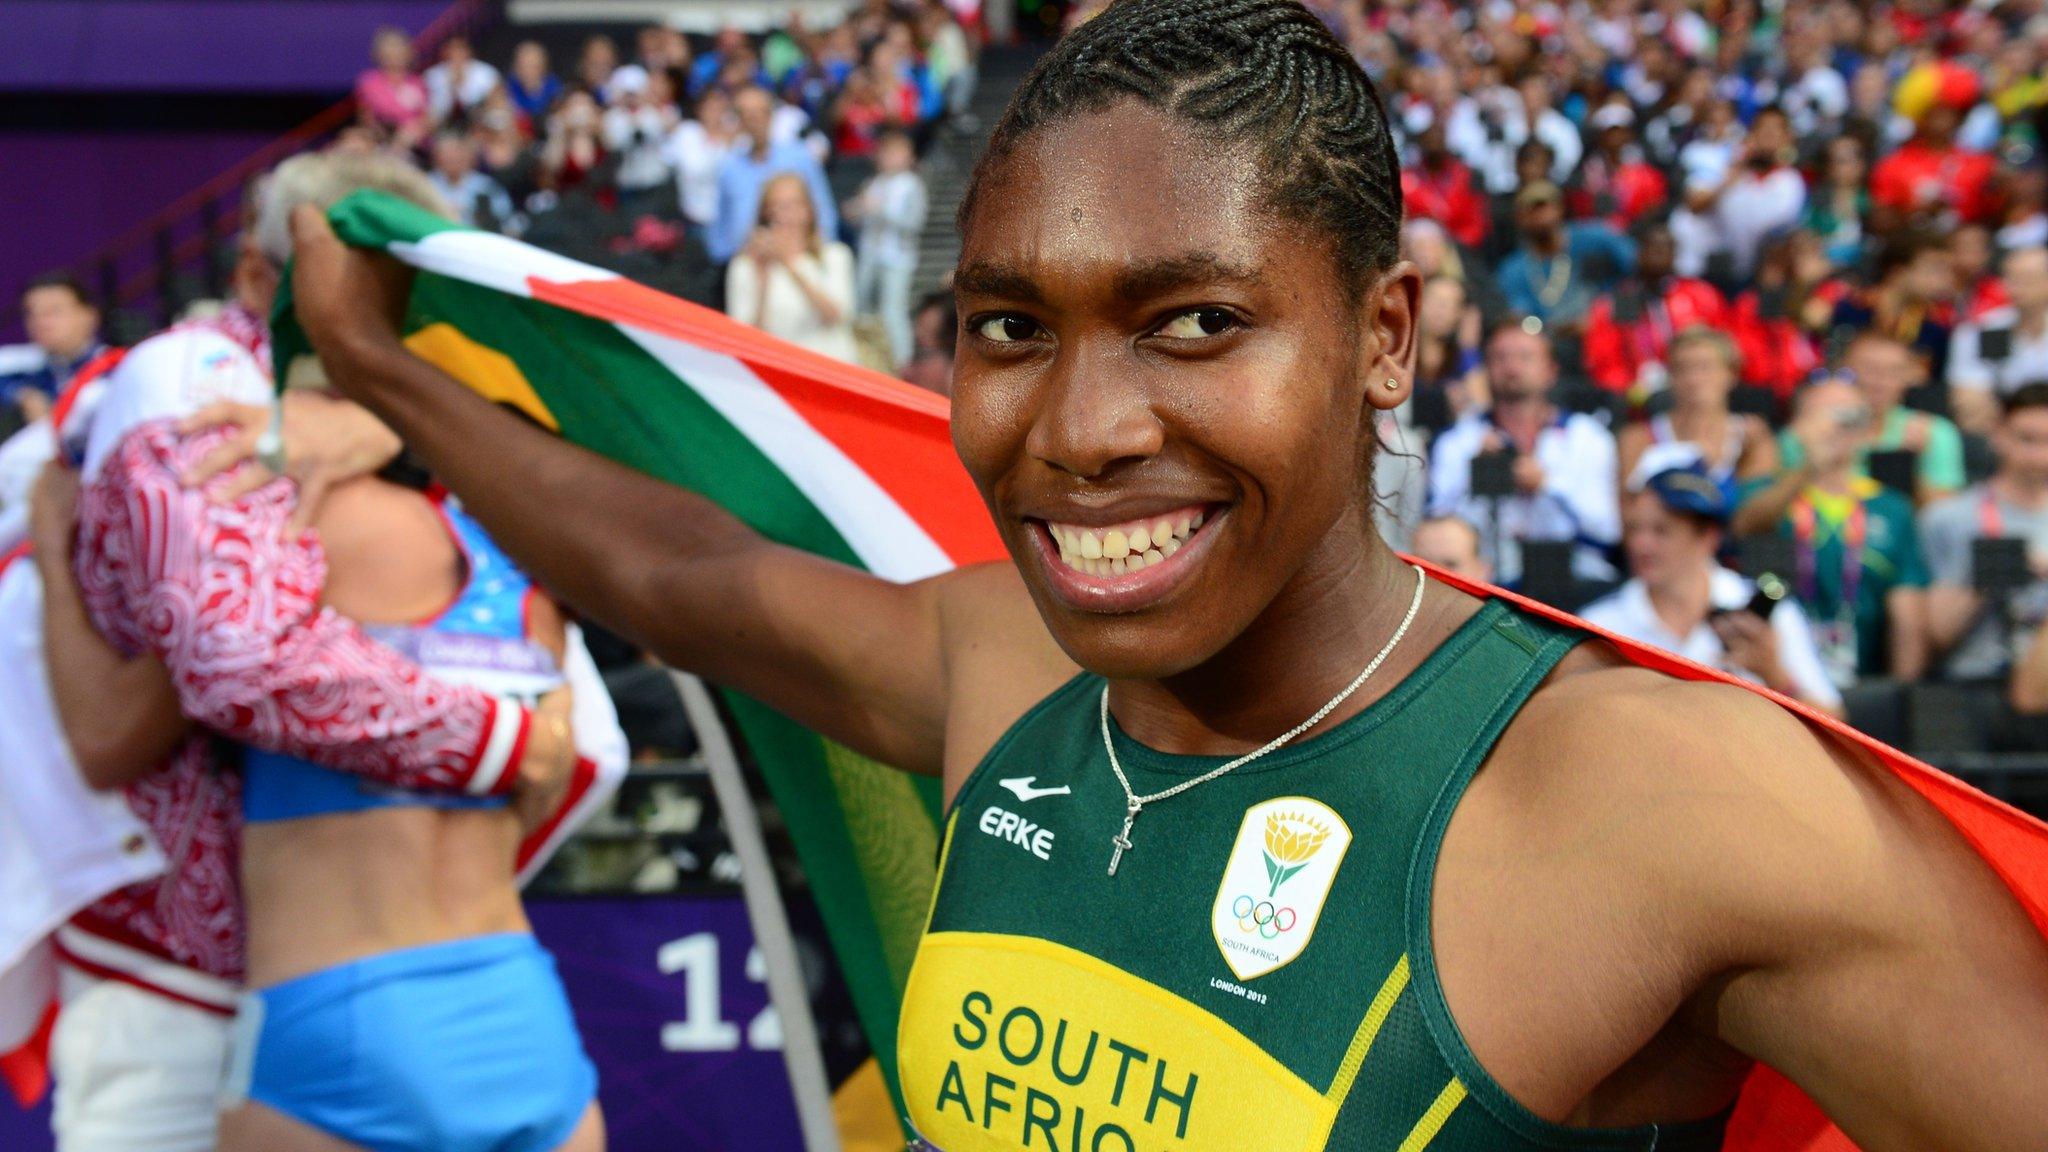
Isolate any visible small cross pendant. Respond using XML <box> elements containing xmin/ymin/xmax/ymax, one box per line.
<box><xmin>1107</xmin><ymin>801</ymin><xmax>1142</xmax><ymax>876</ymax></box>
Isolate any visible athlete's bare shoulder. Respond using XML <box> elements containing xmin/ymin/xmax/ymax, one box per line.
<box><xmin>1495</xmin><ymin>651</ymin><xmax>1931</xmax><ymax>934</ymax></box>
<box><xmin>931</xmin><ymin>561</ymin><xmax>1080</xmax><ymax>795</ymax></box>
<box><xmin>1474</xmin><ymin>644</ymin><xmax>2048</xmax><ymax>1148</ymax></box>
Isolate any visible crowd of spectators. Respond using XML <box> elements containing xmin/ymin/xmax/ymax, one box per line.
<box><xmin>22</xmin><ymin>0</ymin><xmax>2048</xmax><ymax>758</ymax></box>
<box><xmin>1327</xmin><ymin>0</ymin><xmax>2048</xmax><ymax>746</ymax></box>
<box><xmin>337</xmin><ymin>0</ymin><xmax>976</xmax><ymax>379</ymax></box>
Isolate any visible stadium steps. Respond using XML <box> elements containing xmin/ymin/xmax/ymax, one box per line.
<box><xmin>910</xmin><ymin>45</ymin><xmax>1043</xmax><ymax>303</ymax></box>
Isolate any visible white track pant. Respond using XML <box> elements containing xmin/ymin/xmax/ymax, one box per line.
<box><xmin>50</xmin><ymin>968</ymin><xmax>227</xmax><ymax>1152</ymax></box>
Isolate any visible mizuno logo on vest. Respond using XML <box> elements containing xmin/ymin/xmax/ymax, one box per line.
<box><xmin>999</xmin><ymin>776</ymin><xmax>1072</xmax><ymax>802</ymax></box>
<box><xmin>978</xmin><ymin>805</ymin><xmax>1055</xmax><ymax>860</ymax></box>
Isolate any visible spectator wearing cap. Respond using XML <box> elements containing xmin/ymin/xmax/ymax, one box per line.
<box><xmin>1618</xmin><ymin>326</ymin><xmax>1778</xmax><ymax>491</ymax></box>
<box><xmin>1949</xmin><ymin>247</ymin><xmax>2048</xmax><ymax>435</ymax></box>
<box><xmin>0</xmin><ymin>274</ymin><xmax>104</xmax><ymax>428</ymax></box>
<box><xmin>1427</xmin><ymin>323</ymin><xmax>1621</xmax><ymax>583</ymax></box>
<box><xmin>354</xmin><ymin>26</ymin><xmax>429</xmax><ymax>149</ymax></box>
<box><xmin>1494</xmin><ymin>180</ymin><xmax>1635</xmax><ymax>334</ymax></box>
<box><xmin>1583</xmin><ymin>222</ymin><xmax>1727</xmax><ymax>396</ymax></box>
<box><xmin>1734</xmin><ymin>376</ymin><xmax>1930</xmax><ymax>686</ymax></box>
<box><xmin>1410</xmin><ymin>515</ymin><xmax>1493</xmax><ymax>584</ymax></box>
<box><xmin>1580</xmin><ymin>465</ymin><xmax>1844</xmax><ymax>716</ymax></box>
<box><xmin>423</xmin><ymin>34</ymin><xmax>500</xmax><ymax>128</ymax></box>
<box><xmin>710</xmin><ymin>87</ymin><xmax>838</xmax><ymax>264</ymax></box>
<box><xmin>1402</xmin><ymin>122</ymin><xmax>1489</xmax><ymax>249</ymax></box>
<box><xmin>505</xmin><ymin>41</ymin><xmax>563</xmax><ymax>127</ymax></box>
<box><xmin>1924</xmin><ymin>384</ymin><xmax>2048</xmax><ymax>685</ymax></box>
<box><xmin>1567</xmin><ymin>104</ymin><xmax>1667</xmax><ymax>230</ymax></box>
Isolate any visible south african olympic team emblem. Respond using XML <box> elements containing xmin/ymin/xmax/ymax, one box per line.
<box><xmin>1210</xmin><ymin>797</ymin><xmax>1352</xmax><ymax>979</ymax></box>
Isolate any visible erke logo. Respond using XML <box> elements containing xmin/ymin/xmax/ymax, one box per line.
<box><xmin>998</xmin><ymin>776</ymin><xmax>1070</xmax><ymax>802</ymax></box>
<box><xmin>978</xmin><ymin>805</ymin><xmax>1054</xmax><ymax>860</ymax></box>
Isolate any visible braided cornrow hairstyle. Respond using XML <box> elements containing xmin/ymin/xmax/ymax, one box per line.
<box><xmin>961</xmin><ymin>0</ymin><xmax>1404</xmax><ymax>298</ymax></box>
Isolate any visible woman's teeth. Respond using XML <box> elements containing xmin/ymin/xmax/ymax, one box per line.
<box><xmin>1048</xmin><ymin>511</ymin><xmax>1204</xmax><ymax>577</ymax></box>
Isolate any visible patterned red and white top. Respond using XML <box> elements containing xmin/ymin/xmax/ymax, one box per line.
<box><xmin>64</xmin><ymin>420</ymin><xmax>533</xmax><ymax>1005</ymax></box>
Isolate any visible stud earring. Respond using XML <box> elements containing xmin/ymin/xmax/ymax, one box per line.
<box><xmin>1383</xmin><ymin>378</ymin><xmax>1401</xmax><ymax>391</ymax></box>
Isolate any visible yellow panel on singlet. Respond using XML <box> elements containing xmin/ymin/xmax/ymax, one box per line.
<box><xmin>901</xmin><ymin>931</ymin><xmax>1334</xmax><ymax>1151</ymax></box>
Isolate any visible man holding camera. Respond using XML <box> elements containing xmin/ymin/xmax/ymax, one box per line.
<box><xmin>1924</xmin><ymin>383</ymin><xmax>2048</xmax><ymax>691</ymax></box>
<box><xmin>1427</xmin><ymin>322</ymin><xmax>1621</xmax><ymax>583</ymax></box>
<box><xmin>1581</xmin><ymin>464</ymin><xmax>1844</xmax><ymax>716</ymax></box>
<box><xmin>1948</xmin><ymin>246</ymin><xmax>2048</xmax><ymax>434</ymax></box>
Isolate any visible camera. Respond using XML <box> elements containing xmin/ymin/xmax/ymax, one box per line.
<box><xmin>1470</xmin><ymin>448</ymin><xmax>1517</xmax><ymax>499</ymax></box>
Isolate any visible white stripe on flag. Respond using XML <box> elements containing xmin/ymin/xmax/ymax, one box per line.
<box><xmin>391</xmin><ymin>232</ymin><xmax>609</xmax><ymax>301</ymax></box>
<box><xmin>622</xmin><ymin>328</ymin><xmax>954</xmax><ymax>583</ymax></box>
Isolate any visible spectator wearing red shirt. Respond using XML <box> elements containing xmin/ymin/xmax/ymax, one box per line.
<box><xmin>1568</xmin><ymin>104</ymin><xmax>1668</xmax><ymax>229</ymax></box>
<box><xmin>831</xmin><ymin>69</ymin><xmax>893</xmax><ymax>158</ymax></box>
<box><xmin>1584</xmin><ymin>221</ymin><xmax>1726</xmax><ymax>395</ymax></box>
<box><xmin>1402</xmin><ymin>123</ymin><xmax>1489</xmax><ymax>249</ymax></box>
<box><xmin>1729</xmin><ymin>232</ymin><xmax>1826</xmax><ymax>404</ymax></box>
<box><xmin>354</xmin><ymin>27</ymin><xmax>430</xmax><ymax>149</ymax></box>
<box><xmin>866</xmin><ymin>38</ymin><xmax>927</xmax><ymax>129</ymax></box>
<box><xmin>1871</xmin><ymin>103</ymin><xmax>1999</xmax><ymax>227</ymax></box>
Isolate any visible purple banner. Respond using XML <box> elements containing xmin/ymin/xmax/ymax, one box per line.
<box><xmin>1</xmin><ymin>896</ymin><xmax>805</xmax><ymax>1152</ymax></box>
<box><xmin>0</xmin><ymin>2</ymin><xmax>454</xmax><ymax>92</ymax></box>
<box><xmin>0</xmin><ymin>131</ymin><xmax>276</xmax><ymax>342</ymax></box>
<box><xmin>532</xmin><ymin>896</ymin><xmax>808</xmax><ymax>1151</ymax></box>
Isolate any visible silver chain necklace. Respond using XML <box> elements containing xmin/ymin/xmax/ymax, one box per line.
<box><xmin>1099</xmin><ymin>563</ymin><xmax>1429</xmax><ymax>876</ymax></box>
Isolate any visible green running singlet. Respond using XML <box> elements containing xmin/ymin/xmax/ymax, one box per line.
<box><xmin>899</xmin><ymin>598</ymin><xmax>1732</xmax><ymax>1152</ymax></box>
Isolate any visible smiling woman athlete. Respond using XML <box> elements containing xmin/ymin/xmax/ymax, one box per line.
<box><xmin>259</xmin><ymin>0</ymin><xmax>2048</xmax><ymax>1147</ymax></box>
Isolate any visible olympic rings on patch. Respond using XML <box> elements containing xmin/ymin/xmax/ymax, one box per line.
<box><xmin>1231</xmin><ymin>894</ymin><xmax>1298</xmax><ymax>938</ymax></box>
